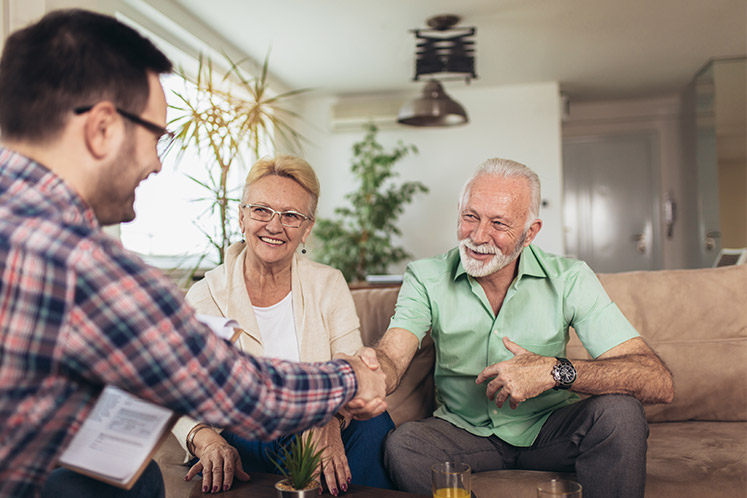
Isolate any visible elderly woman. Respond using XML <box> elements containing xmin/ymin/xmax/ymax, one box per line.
<box><xmin>173</xmin><ymin>155</ymin><xmax>394</xmax><ymax>495</ymax></box>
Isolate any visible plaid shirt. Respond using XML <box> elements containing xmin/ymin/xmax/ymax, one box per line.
<box><xmin>0</xmin><ymin>148</ymin><xmax>358</xmax><ymax>497</ymax></box>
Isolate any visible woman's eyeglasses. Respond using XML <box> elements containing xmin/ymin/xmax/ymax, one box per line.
<box><xmin>241</xmin><ymin>204</ymin><xmax>312</xmax><ymax>228</ymax></box>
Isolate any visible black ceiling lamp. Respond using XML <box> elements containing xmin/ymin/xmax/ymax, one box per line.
<box><xmin>398</xmin><ymin>14</ymin><xmax>477</xmax><ymax>127</ymax></box>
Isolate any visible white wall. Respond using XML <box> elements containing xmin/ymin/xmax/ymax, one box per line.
<box><xmin>296</xmin><ymin>82</ymin><xmax>564</xmax><ymax>274</ymax></box>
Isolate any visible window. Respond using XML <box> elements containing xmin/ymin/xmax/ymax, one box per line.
<box><xmin>119</xmin><ymin>73</ymin><xmax>246</xmax><ymax>269</ymax></box>
<box><xmin>115</xmin><ymin>10</ymin><xmax>274</xmax><ymax>275</ymax></box>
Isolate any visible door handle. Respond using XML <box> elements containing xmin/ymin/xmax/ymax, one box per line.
<box><xmin>632</xmin><ymin>233</ymin><xmax>646</xmax><ymax>254</ymax></box>
<box><xmin>705</xmin><ymin>231</ymin><xmax>720</xmax><ymax>251</ymax></box>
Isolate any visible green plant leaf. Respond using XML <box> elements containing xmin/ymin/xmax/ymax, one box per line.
<box><xmin>267</xmin><ymin>432</ymin><xmax>323</xmax><ymax>490</ymax></box>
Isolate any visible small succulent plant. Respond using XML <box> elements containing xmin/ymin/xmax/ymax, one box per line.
<box><xmin>269</xmin><ymin>432</ymin><xmax>324</xmax><ymax>491</ymax></box>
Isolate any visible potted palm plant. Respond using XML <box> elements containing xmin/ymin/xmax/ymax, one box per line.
<box><xmin>269</xmin><ymin>432</ymin><xmax>324</xmax><ymax>497</ymax></box>
<box><xmin>169</xmin><ymin>52</ymin><xmax>309</xmax><ymax>266</ymax></box>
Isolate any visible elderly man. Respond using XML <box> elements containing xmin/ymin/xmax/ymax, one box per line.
<box><xmin>363</xmin><ymin>159</ymin><xmax>673</xmax><ymax>498</ymax></box>
<box><xmin>0</xmin><ymin>9</ymin><xmax>385</xmax><ymax>498</ymax></box>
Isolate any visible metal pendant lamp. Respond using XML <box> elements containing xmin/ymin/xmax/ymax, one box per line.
<box><xmin>397</xmin><ymin>79</ymin><xmax>468</xmax><ymax>126</ymax></box>
<box><xmin>397</xmin><ymin>14</ymin><xmax>476</xmax><ymax>128</ymax></box>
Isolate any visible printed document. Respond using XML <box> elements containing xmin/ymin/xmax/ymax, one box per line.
<box><xmin>58</xmin><ymin>315</ymin><xmax>240</xmax><ymax>488</ymax></box>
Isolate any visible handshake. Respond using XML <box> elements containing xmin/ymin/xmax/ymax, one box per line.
<box><xmin>335</xmin><ymin>347</ymin><xmax>387</xmax><ymax>421</ymax></box>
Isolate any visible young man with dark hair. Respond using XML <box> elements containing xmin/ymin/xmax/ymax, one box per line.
<box><xmin>0</xmin><ymin>9</ymin><xmax>386</xmax><ymax>498</ymax></box>
<box><xmin>0</xmin><ymin>9</ymin><xmax>172</xmax><ymax>144</ymax></box>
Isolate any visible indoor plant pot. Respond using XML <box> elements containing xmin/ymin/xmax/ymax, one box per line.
<box><xmin>270</xmin><ymin>432</ymin><xmax>324</xmax><ymax>498</ymax></box>
<box><xmin>274</xmin><ymin>478</ymin><xmax>321</xmax><ymax>497</ymax></box>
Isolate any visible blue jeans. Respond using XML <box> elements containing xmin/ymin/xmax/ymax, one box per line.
<box><xmin>41</xmin><ymin>460</ymin><xmax>164</xmax><ymax>498</ymax></box>
<box><xmin>221</xmin><ymin>412</ymin><xmax>395</xmax><ymax>489</ymax></box>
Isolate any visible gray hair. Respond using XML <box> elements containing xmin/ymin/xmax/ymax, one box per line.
<box><xmin>458</xmin><ymin>158</ymin><xmax>541</xmax><ymax>229</ymax></box>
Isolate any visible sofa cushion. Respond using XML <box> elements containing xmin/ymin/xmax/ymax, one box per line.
<box><xmin>644</xmin><ymin>421</ymin><xmax>747</xmax><ymax>497</ymax></box>
<box><xmin>351</xmin><ymin>286</ymin><xmax>400</xmax><ymax>348</ymax></box>
<box><xmin>568</xmin><ymin>264</ymin><xmax>747</xmax><ymax>422</ymax></box>
<box><xmin>351</xmin><ymin>286</ymin><xmax>436</xmax><ymax>426</ymax></box>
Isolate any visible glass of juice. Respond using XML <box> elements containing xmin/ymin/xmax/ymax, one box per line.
<box><xmin>431</xmin><ymin>462</ymin><xmax>471</xmax><ymax>498</ymax></box>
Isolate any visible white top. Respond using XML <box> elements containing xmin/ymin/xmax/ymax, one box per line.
<box><xmin>253</xmin><ymin>291</ymin><xmax>299</xmax><ymax>362</ymax></box>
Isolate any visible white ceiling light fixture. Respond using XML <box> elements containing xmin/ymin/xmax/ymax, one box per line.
<box><xmin>398</xmin><ymin>14</ymin><xmax>476</xmax><ymax>127</ymax></box>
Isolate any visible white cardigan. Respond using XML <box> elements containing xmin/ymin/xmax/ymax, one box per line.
<box><xmin>171</xmin><ymin>242</ymin><xmax>363</xmax><ymax>455</ymax></box>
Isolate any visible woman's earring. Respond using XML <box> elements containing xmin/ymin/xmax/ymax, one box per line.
<box><xmin>301</xmin><ymin>243</ymin><xmax>307</xmax><ymax>254</ymax></box>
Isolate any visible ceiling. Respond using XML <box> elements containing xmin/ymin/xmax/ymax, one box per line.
<box><xmin>169</xmin><ymin>0</ymin><xmax>746</xmax><ymax>101</ymax></box>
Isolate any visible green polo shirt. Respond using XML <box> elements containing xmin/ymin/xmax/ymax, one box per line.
<box><xmin>389</xmin><ymin>245</ymin><xmax>639</xmax><ymax>447</ymax></box>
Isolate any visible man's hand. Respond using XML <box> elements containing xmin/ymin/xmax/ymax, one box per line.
<box><xmin>335</xmin><ymin>353</ymin><xmax>387</xmax><ymax>420</ymax></box>
<box><xmin>355</xmin><ymin>328</ymin><xmax>420</xmax><ymax>396</ymax></box>
<box><xmin>356</xmin><ymin>346</ymin><xmax>380</xmax><ymax>370</ymax></box>
<box><xmin>475</xmin><ymin>337</ymin><xmax>556</xmax><ymax>409</ymax></box>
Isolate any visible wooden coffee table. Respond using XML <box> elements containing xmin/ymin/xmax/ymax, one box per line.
<box><xmin>188</xmin><ymin>472</ymin><xmax>430</xmax><ymax>497</ymax></box>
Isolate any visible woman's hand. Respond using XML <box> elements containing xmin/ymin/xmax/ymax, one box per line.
<box><xmin>184</xmin><ymin>429</ymin><xmax>250</xmax><ymax>493</ymax></box>
<box><xmin>310</xmin><ymin>419</ymin><xmax>350</xmax><ymax>496</ymax></box>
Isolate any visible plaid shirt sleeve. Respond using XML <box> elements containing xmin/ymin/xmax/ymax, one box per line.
<box><xmin>61</xmin><ymin>233</ymin><xmax>358</xmax><ymax>441</ymax></box>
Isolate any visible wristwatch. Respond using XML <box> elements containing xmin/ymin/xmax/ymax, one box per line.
<box><xmin>552</xmin><ymin>357</ymin><xmax>577</xmax><ymax>390</ymax></box>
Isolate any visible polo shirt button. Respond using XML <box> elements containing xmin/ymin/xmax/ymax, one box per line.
<box><xmin>493</xmin><ymin>330</ymin><xmax>499</xmax><ymax>335</ymax></box>
<box><xmin>492</xmin><ymin>409</ymin><xmax>498</xmax><ymax>415</ymax></box>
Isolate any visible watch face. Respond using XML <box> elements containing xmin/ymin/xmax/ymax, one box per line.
<box><xmin>556</xmin><ymin>364</ymin><xmax>576</xmax><ymax>384</ymax></box>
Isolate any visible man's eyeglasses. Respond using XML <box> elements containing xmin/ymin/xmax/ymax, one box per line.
<box><xmin>74</xmin><ymin>105</ymin><xmax>175</xmax><ymax>158</ymax></box>
<box><xmin>241</xmin><ymin>203</ymin><xmax>312</xmax><ymax>228</ymax></box>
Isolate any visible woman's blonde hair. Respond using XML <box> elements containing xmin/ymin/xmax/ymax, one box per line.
<box><xmin>242</xmin><ymin>155</ymin><xmax>321</xmax><ymax>218</ymax></box>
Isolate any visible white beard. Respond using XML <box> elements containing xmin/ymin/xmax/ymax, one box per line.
<box><xmin>458</xmin><ymin>233</ymin><xmax>526</xmax><ymax>278</ymax></box>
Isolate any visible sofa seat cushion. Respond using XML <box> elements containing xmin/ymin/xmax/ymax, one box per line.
<box><xmin>645</xmin><ymin>421</ymin><xmax>747</xmax><ymax>497</ymax></box>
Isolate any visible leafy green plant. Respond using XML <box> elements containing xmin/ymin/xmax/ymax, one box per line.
<box><xmin>169</xmin><ymin>52</ymin><xmax>309</xmax><ymax>264</ymax></box>
<box><xmin>269</xmin><ymin>432</ymin><xmax>324</xmax><ymax>490</ymax></box>
<box><xmin>313</xmin><ymin>123</ymin><xmax>428</xmax><ymax>282</ymax></box>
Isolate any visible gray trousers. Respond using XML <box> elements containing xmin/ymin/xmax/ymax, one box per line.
<box><xmin>385</xmin><ymin>394</ymin><xmax>648</xmax><ymax>498</ymax></box>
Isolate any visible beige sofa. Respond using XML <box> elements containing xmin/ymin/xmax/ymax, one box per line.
<box><xmin>156</xmin><ymin>263</ymin><xmax>747</xmax><ymax>497</ymax></box>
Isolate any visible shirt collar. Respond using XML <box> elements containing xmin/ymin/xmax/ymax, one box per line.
<box><xmin>453</xmin><ymin>251</ymin><xmax>468</xmax><ymax>281</ymax></box>
<box><xmin>1</xmin><ymin>146</ymin><xmax>99</xmax><ymax>230</ymax></box>
<box><xmin>517</xmin><ymin>245</ymin><xmax>546</xmax><ymax>278</ymax></box>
